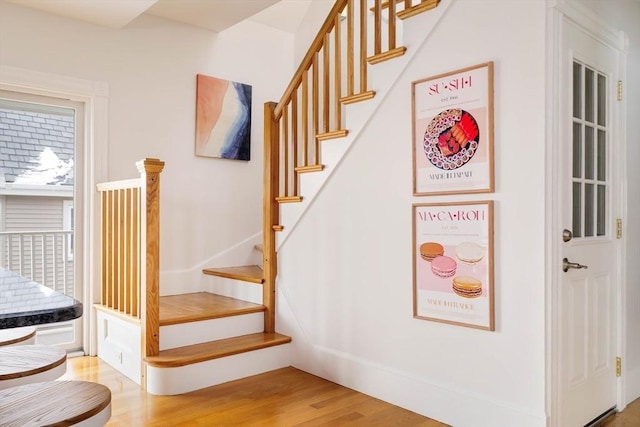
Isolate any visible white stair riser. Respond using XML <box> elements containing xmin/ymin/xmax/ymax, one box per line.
<box><xmin>204</xmin><ymin>276</ymin><xmax>263</xmax><ymax>305</ymax></box>
<box><xmin>146</xmin><ymin>343</ymin><xmax>291</xmax><ymax>395</ymax></box>
<box><xmin>160</xmin><ymin>312</ymin><xmax>264</xmax><ymax>350</ymax></box>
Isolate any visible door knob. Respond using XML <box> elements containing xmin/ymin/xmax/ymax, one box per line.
<box><xmin>562</xmin><ymin>229</ymin><xmax>573</xmax><ymax>242</ymax></box>
<box><xmin>562</xmin><ymin>257</ymin><xmax>588</xmax><ymax>272</ymax></box>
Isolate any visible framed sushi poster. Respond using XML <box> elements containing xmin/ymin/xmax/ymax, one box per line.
<box><xmin>412</xmin><ymin>62</ymin><xmax>494</xmax><ymax>195</ymax></box>
<box><xmin>412</xmin><ymin>201</ymin><xmax>494</xmax><ymax>330</ymax></box>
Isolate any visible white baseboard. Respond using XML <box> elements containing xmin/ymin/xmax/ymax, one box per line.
<box><xmin>291</xmin><ymin>342</ymin><xmax>546</xmax><ymax>427</ymax></box>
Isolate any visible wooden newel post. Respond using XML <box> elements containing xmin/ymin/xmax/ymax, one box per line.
<box><xmin>136</xmin><ymin>158</ymin><xmax>165</xmax><ymax>358</ymax></box>
<box><xmin>263</xmin><ymin>103</ymin><xmax>279</xmax><ymax>334</ymax></box>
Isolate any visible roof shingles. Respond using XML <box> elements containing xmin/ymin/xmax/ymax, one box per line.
<box><xmin>0</xmin><ymin>109</ymin><xmax>74</xmax><ymax>184</ymax></box>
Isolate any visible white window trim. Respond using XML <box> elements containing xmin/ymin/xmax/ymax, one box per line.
<box><xmin>1</xmin><ymin>65</ymin><xmax>109</xmax><ymax>356</ymax></box>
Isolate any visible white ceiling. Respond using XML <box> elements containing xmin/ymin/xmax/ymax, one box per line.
<box><xmin>4</xmin><ymin>0</ymin><xmax>315</xmax><ymax>33</ymax></box>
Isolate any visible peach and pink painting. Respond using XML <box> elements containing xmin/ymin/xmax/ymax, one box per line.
<box><xmin>195</xmin><ymin>74</ymin><xmax>252</xmax><ymax>160</ymax></box>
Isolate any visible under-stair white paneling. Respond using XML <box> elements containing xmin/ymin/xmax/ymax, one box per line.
<box><xmin>278</xmin><ymin>1</ymin><xmax>549</xmax><ymax>426</ymax></box>
<box><xmin>96</xmin><ymin>310</ymin><xmax>141</xmax><ymax>385</ymax></box>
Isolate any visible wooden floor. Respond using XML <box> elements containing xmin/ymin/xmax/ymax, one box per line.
<box><xmin>61</xmin><ymin>356</ymin><xmax>447</xmax><ymax>426</ymax></box>
<box><xmin>60</xmin><ymin>357</ymin><xmax>640</xmax><ymax>426</ymax></box>
<box><xmin>602</xmin><ymin>397</ymin><xmax>640</xmax><ymax>427</ymax></box>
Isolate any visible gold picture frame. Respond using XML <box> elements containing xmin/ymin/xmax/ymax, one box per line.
<box><xmin>412</xmin><ymin>200</ymin><xmax>495</xmax><ymax>330</ymax></box>
<box><xmin>412</xmin><ymin>62</ymin><xmax>494</xmax><ymax>195</ymax></box>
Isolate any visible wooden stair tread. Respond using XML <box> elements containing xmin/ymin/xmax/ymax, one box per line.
<box><xmin>0</xmin><ymin>380</ymin><xmax>111</xmax><ymax>426</ymax></box>
<box><xmin>202</xmin><ymin>265</ymin><xmax>264</xmax><ymax>284</ymax></box>
<box><xmin>397</xmin><ymin>0</ymin><xmax>440</xmax><ymax>19</ymax></box>
<box><xmin>316</xmin><ymin>129</ymin><xmax>349</xmax><ymax>141</ymax></box>
<box><xmin>340</xmin><ymin>91</ymin><xmax>376</xmax><ymax>105</ymax></box>
<box><xmin>145</xmin><ymin>332</ymin><xmax>292</xmax><ymax>368</ymax></box>
<box><xmin>160</xmin><ymin>292</ymin><xmax>264</xmax><ymax>326</ymax></box>
<box><xmin>295</xmin><ymin>164</ymin><xmax>324</xmax><ymax>173</ymax></box>
<box><xmin>367</xmin><ymin>46</ymin><xmax>407</xmax><ymax>64</ymax></box>
<box><xmin>276</xmin><ymin>196</ymin><xmax>303</xmax><ymax>203</ymax></box>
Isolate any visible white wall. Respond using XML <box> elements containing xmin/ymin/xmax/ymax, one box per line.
<box><xmin>293</xmin><ymin>0</ymin><xmax>335</xmax><ymax>64</ymax></box>
<box><xmin>578</xmin><ymin>0</ymin><xmax>640</xmax><ymax>408</ymax></box>
<box><xmin>279</xmin><ymin>1</ymin><xmax>547</xmax><ymax>426</ymax></box>
<box><xmin>0</xmin><ymin>1</ymin><xmax>294</xmax><ymax>292</ymax></box>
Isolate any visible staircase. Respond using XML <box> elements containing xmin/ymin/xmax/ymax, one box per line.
<box><xmin>95</xmin><ymin>0</ymin><xmax>446</xmax><ymax>395</ymax></box>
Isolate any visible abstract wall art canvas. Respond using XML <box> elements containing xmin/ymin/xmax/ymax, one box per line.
<box><xmin>195</xmin><ymin>74</ymin><xmax>252</xmax><ymax>161</ymax></box>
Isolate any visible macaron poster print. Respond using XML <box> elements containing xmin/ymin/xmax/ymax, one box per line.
<box><xmin>412</xmin><ymin>62</ymin><xmax>494</xmax><ymax>196</ymax></box>
<box><xmin>412</xmin><ymin>201</ymin><xmax>494</xmax><ymax>330</ymax></box>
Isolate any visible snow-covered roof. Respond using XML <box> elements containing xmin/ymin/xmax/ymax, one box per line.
<box><xmin>0</xmin><ymin>102</ymin><xmax>74</xmax><ymax>186</ymax></box>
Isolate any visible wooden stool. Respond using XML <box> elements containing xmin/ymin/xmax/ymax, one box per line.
<box><xmin>0</xmin><ymin>344</ymin><xmax>67</xmax><ymax>390</ymax></box>
<box><xmin>0</xmin><ymin>380</ymin><xmax>111</xmax><ymax>426</ymax></box>
<box><xmin>0</xmin><ymin>327</ymin><xmax>37</xmax><ymax>346</ymax></box>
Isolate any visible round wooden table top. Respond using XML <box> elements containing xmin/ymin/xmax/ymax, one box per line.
<box><xmin>0</xmin><ymin>380</ymin><xmax>112</xmax><ymax>427</ymax></box>
<box><xmin>0</xmin><ymin>344</ymin><xmax>66</xmax><ymax>380</ymax></box>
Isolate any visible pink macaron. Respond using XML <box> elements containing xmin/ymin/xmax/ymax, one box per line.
<box><xmin>431</xmin><ymin>255</ymin><xmax>457</xmax><ymax>278</ymax></box>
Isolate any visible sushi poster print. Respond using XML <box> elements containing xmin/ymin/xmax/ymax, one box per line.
<box><xmin>412</xmin><ymin>201</ymin><xmax>494</xmax><ymax>330</ymax></box>
<box><xmin>412</xmin><ymin>62</ymin><xmax>494</xmax><ymax>195</ymax></box>
<box><xmin>195</xmin><ymin>74</ymin><xmax>252</xmax><ymax>161</ymax></box>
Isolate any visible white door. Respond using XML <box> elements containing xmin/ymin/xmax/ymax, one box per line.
<box><xmin>558</xmin><ymin>17</ymin><xmax>622</xmax><ymax>427</ymax></box>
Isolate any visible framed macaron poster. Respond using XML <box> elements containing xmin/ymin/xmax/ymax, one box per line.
<box><xmin>412</xmin><ymin>62</ymin><xmax>494</xmax><ymax>196</ymax></box>
<box><xmin>412</xmin><ymin>201</ymin><xmax>494</xmax><ymax>330</ymax></box>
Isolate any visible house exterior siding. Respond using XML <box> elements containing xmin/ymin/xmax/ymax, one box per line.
<box><xmin>1</xmin><ymin>195</ymin><xmax>74</xmax><ymax>296</ymax></box>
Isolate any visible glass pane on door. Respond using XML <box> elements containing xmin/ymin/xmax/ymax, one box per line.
<box><xmin>571</xmin><ymin>61</ymin><xmax>608</xmax><ymax>238</ymax></box>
